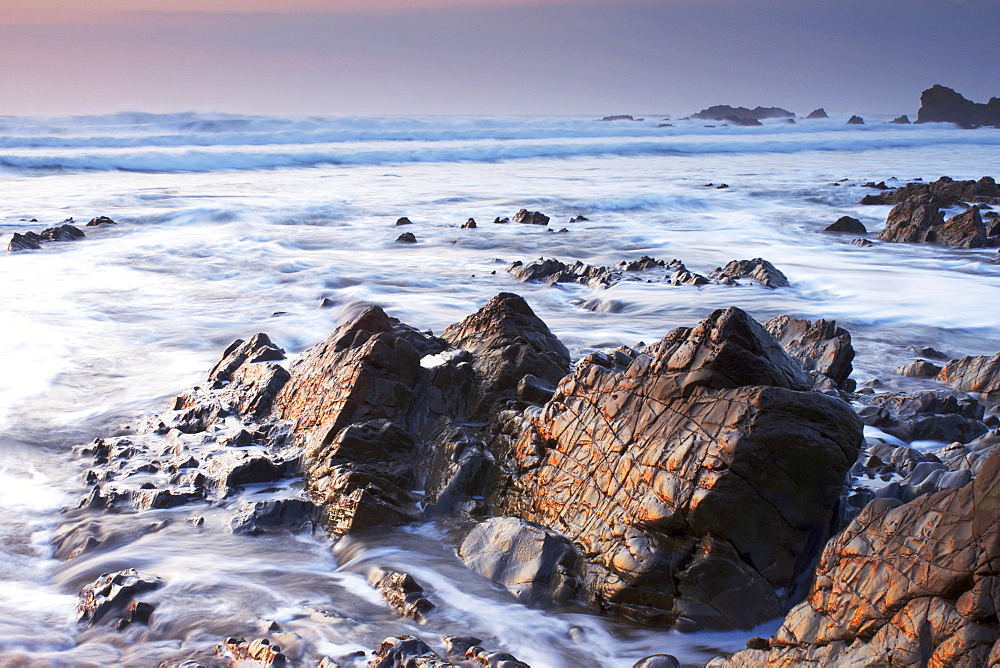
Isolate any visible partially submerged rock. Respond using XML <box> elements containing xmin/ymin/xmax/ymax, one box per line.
<box><xmin>846</xmin><ymin>115</ymin><xmax>865</xmax><ymax>125</ymax></box>
<box><xmin>367</xmin><ymin>567</ymin><xmax>435</xmax><ymax>621</ymax></box>
<box><xmin>938</xmin><ymin>351</ymin><xmax>1000</xmax><ymax>396</ymax></box>
<box><xmin>77</xmin><ymin>569</ymin><xmax>162</xmax><ymax>627</ymax></box>
<box><xmin>805</xmin><ymin>108</ymin><xmax>828</xmax><ymax>119</ymax></box>
<box><xmin>512</xmin><ymin>209</ymin><xmax>550</xmax><ymax>225</ymax></box>
<box><xmin>218</xmin><ymin>637</ymin><xmax>288</xmax><ymax>667</ymax></box>
<box><xmin>824</xmin><ymin>216</ymin><xmax>866</xmax><ymax>234</ymax></box>
<box><xmin>709</xmin><ymin>258</ymin><xmax>789</xmax><ymax>288</ymax></box>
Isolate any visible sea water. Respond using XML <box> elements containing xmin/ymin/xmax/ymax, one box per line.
<box><xmin>1</xmin><ymin>112</ymin><xmax>999</xmax><ymax>666</ymax></box>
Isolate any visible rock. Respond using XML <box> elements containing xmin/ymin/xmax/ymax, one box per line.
<box><xmin>459</xmin><ymin>517</ymin><xmax>579</xmax><ymax>605</ymax></box>
<box><xmin>77</xmin><ymin>569</ymin><xmax>163</xmax><ymax>626</ymax></box>
<box><xmin>226</xmin><ymin>499</ymin><xmax>320</xmax><ymax>535</ymax></box>
<box><xmin>633</xmin><ymin>655</ymin><xmax>681</xmax><ymax>668</ymax></box>
<box><xmin>87</xmin><ymin>216</ymin><xmax>116</xmax><ymax>226</ymax></box>
<box><xmin>709</xmin><ymin>258</ymin><xmax>789</xmax><ymax>288</ymax></box>
<box><xmin>877</xmin><ymin>195</ymin><xmax>946</xmax><ymax>244</ymax></box>
<box><xmin>763</xmin><ymin>315</ymin><xmax>855</xmax><ymax>391</ymax></box>
<box><xmin>40</xmin><ymin>224</ymin><xmax>86</xmax><ymax>241</ymax></box>
<box><xmin>599</xmin><ymin>115</ymin><xmax>640</xmax><ymax>121</ymax></box>
<box><xmin>512</xmin><ymin>209</ymin><xmax>549</xmax><ymax>225</ymax></box>
<box><xmin>716</xmin><ymin>183</ymin><xmax>729</xmax><ymax>189</ymax></box>
<box><xmin>370</xmin><ymin>636</ymin><xmax>456</xmax><ymax>668</ymax></box>
<box><xmin>890</xmin><ymin>114</ymin><xmax>911</xmax><ymax>124</ymax></box>
<box><xmin>859</xmin><ymin>389</ymin><xmax>988</xmax><ymax>446</ymax></box>
<box><xmin>461</xmin><ymin>218</ymin><xmax>477</xmax><ymax>229</ymax></box>
<box><xmin>7</xmin><ymin>232</ymin><xmax>41</xmax><ymax>252</ymax></box>
<box><xmin>208</xmin><ymin>333</ymin><xmax>286</xmax><ymax>385</ymax></box>
<box><xmin>724</xmin><ymin>116</ymin><xmax>762</xmax><ymax>127</ymax></box>
<box><xmin>492</xmin><ymin>217</ymin><xmax>510</xmax><ymax>224</ymax></box>
<box><xmin>218</xmin><ymin>637</ymin><xmax>287</xmax><ymax>667</ymax></box>
<box><xmin>395</xmin><ymin>232</ymin><xmax>417</xmax><ymax>243</ymax></box>
<box><xmin>497</xmin><ymin>307</ymin><xmax>863</xmax><ymax>630</ymax></box>
<box><xmin>938</xmin><ymin>352</ymin><xmax>1000</xmax><ymax>396</ymax></box>
<box><xmin>114</xmin><ymin>600</ymin><xmax>155</xmax><ymax>631</ymax></box>
<box><xmin>916</xmin><ymin>84</ymin><xmax>1000</xmax><ymax>127</ymax></box>
<box><xmin>714</xmin><ymin>449</ymin><xmax>1000</xmax><ymax>667</ymax></box>
<box><xmin>805</xmin><ymin>108</ymin><xmax>828</xmax><ymax>119</ymax></box>
<box><xmin>824</xmin><ymin>216</ymin><xmax>866</xmax><ymax>234</ymax></box>
<box><xmin>859</xmin><ymin>176</ymin><xmax>1000</xmax><ymax>207</ymax></box>
<box><xmin>442</xmin><ymin>292</ymin><xmax>570</xmax><ymax>419</ymax></box>
<box><xmin>846</xmin><ymin>115</ymin><xmax>865</xmax><ymax>125</ymax></box>
<box><xmin>851</xmin><ymin>238</ymin><xmax>872</xmax><ymax>247</ymax></box>
<box><xmin>367</xmin><ymin>567</ymin><xmax>435</xmax><ymax>621</ymax></box>
<box><xmin>692</xmin><ymin>105</ymin><xmax>794</xmax><ymax>121</ymax></box>
<box><xmin>394</xmin><ymin>217</ymin><xmax>412</xmax><ymax>226</ymax></box>
<box><xmin>896</xmin><ymin>359</ymin><xmax>942</xmax><ymax>378</ymax></box>
<box><xmin>570</xmin><ymin>215</ymin><xmax>589</xmax><ymax>222</ymax></box>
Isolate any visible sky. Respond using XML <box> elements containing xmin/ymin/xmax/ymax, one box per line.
<box><xmin>0</xmin><ymin>0</ymin><xmax>997</xmax><ymax>117</ymax></box>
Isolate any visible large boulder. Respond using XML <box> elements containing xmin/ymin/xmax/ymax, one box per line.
<box><xmin>938</xmin><ymin>352</ymin><xmax>1000</xmax><ymax>396</ymax></box>
<box><xmin>713</xmin><ymin>449</ymin><xmax>1000</xmax><ymax>667</ymax></box>
<box><xmin>916</xmin><ymin>84</ymin><xmax>1000</xmax><ymax>127</ymax></box>
<box><xmin>495</xmin><ymin>307</ymin><xmax>863</xmax><ymax>630</ymax></box>
<box><xmin>709</xmin><ymin>258</ymin><xmax>789</xmax><ymax>288</ymax></box>
<box><xmin>877</xmin><ymin>195</ymin><xmax>945</xmax><ymax>243</ymax></box>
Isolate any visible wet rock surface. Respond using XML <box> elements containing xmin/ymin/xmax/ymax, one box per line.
<box><xmin>763</xmin><ymin>315</ymin><xmax>855</xmax><ymax>391</ymax></box>
<box><xmin>709</xmin><ymin>258</ymin><xmax>789</xmax><ymax>288</ymax></box>
<box><xmin>938</xmin><ymin>351</ymin><xmax>1000</xmax><ymax>396</ymax></box>
<box><xmin>77</xmin><ymin>569</ymin><xmax>162</xmax><ymax>627</ymax></box>
<box><xmin>823</xmin><ymin>216</ymin><xmax>866</xmax><ymax>234</ymax></box>
<box><xmin>861</xmin><ymin>175</ymin><xmax>1000</xmax><ymax>207</ymax></box>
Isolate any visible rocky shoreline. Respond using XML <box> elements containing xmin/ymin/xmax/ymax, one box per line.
<box><xmin>56</xmin><ymin>270</ymin><xmax>1000</xmax><ymax>666</ymax></box>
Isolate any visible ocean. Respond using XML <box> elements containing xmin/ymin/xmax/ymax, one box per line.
<box><xmin>1</xmin><ymin>111</ymin><xmax>998</xmax><ymax>666</ymax></box>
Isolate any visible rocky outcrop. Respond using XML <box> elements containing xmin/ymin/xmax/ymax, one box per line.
<box><xmin>916</xmin><ymin>84</ymin><xmax>1000</xmax><ymax>127</ymax></box>
<box><xmin>512</xmin><ymin>209</ymin><xmax>549</xmax><ymax>225</ymax></box>
<box><xmin>459</xmin><ymin>516</ymin><xmax>579</xmax><ymax>605</ymax></box>
<box><xmin>367</xmin><ymin>567</ymin><xmax>435</xmax><ymax>621</ymax></box>
<box><xmin>496</xmin><ymin>307</ymin><xmax>863</xmax><ymax>630</ymax></box>
<box><xmin>890</xmin><ymin>114</ymin><xmax>911</xmax><ymax>125</ymax></box>
<box><xmin>712</xmin><ymin>449</ymin><xmax>1000</xmax><ymax>667</ymax></box>
<box><xmin>846</xmin><ymin>115</ymin><xmax>864</xmax><ymax>125</ymax></box>
<box><xmin>876</xmin><ymin>196</ymin><xmax>993</xmax><ymax>248</ymax></box>
<box><xmin>860</xmin><ymin>175</ymin><xmax>1000</xmax><ymax>207</ymax></box>
<box><xmin>763</xmin><ymin>316</ymin><xmax>855</xmax><ymax>391</ymax></box>
<box><xmin>824</xmin><ymin>216</ymin><xmax>866</xmax><ymax>234</ymax></box>
<box><xmin>395</xmin><ymin>232</ymin><xmax>417</xmax><ymax>243</ymax></box>
<box><xmin>856</xmin><ymin>389</ymin><xmax>988</xmax><ymax>446</ymax></box>
<box><xmin>7</xmin><ymin>224</ymin><xmax>86</xmax><ymax>252</ymax></box>
<box><xmin>77</xmin><ymin>569</ymin><xmax>162</xmax><ymax>627</ymax></box>
<box><xmin>938</xmin><ymin>352</ymin><xmax>1000</xmax><ymax>396</ymax></box>
<box><xmin>805</xmin><ymin>108</ymin><xmax>828</xmax><ymax>119</ymax></box>
<box><xmin>709</xmin><ymin>258</ymin><xmax>789</xmax><ymax>288</ymax></box>
<box><xmin>692</xmin><ymin>105</ymin><xmax>794</xmax><ymax>121</ymax></box>
<box><xmin>218</xmin><ymin>637</ymin><xmax>288</xmax><ymax>667</ymax></box>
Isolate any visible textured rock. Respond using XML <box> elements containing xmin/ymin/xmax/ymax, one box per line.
<box><xmin>709</xmin><ymin>258</ymin><xmax>789</xmax><ymax>288</ymax></box>
<box><xmin>877</xmin><ymin>195</ymin><xmax>947</xmax><ymax>244</ymax></box>
<box><xmin>496</xmin><ymin>307</ymin><xmax>863</xmax><ymax>630</ymax></box>
<box><xmin>713</xmin><ymin>449</ymin><xmax>1000</xmax><ymax>667</ymax></box>
<box><xmin>896</xmin><ymin>358</ymin><xmax>942</xmax><ymax>378</ymax></box>
<box><xmin>77</xmin><ymin>569</ymin><xmax>163</xmax><ymax>626</ymax></box>
<box><xmin>8</xmin><ymin>232</ymin><xmax>42</xmax><ymax>252</ymax></box>
<box><xmin>367</xmin><ymin>567</ymin><xmax>435</xmax><ymax>621</ymax></box>
<box><xmin>40</xmin><ymin>224</ymin><xmax>86</xmax><ymax>241</ymax></box>
<box><xmin>860</xmin><ymin>176</ymin><xmax>1000</xmax><ymax>207</ymax></box>
<box><xmin>512</xmin><ymin>209</ymin><xmax>550</xmax><ymax>225</ymax></box>
<box><xmin>938</xmin><ymin>352</ymin><xmax>1000</xmax><ymax>396</ymax></box>
<box><xmin>219</xmin><ymin>637</ymin><xmax>287</xmax><ymax>667</ymax></box>
<box><xmin>370</xmin><ymin>636</ymin><xmax>457</xmax><ymax>668</ymax></box>
<box><xmin>763</xmin><ymin>315</ymin><xmax>855</xmax><ymax>391</ymax></box>
<box><xmin>459</xmin><ymin>516</ymin><xmax>579</xmax><ymax>605</ymax></box>
<box><xmin>859</xmin><ymin>389</ymin><xmax>987</xmax><ymax>445</ymax></box>
<box><xmin>823</xmin><ymin>216</ymin><xmax>866</xmax><ymax>234</ymax></box>
<box><xmin>226</xmin><ymin>498</ymin><xmax>320</xmax><ymax>535</ymax></box>
<box><xmin>917</xmin><ymin>84</ymin><xmax>1000</xmax><ymax>127</ymax></box>
<box><xmin>87</xmin><ymin>216</ymin><xmax>116</xmax><ymax>226</ymax></box>
<box><xmin>461</xmin><ymin>218</ymin><xmax>477</xmax><ymax>229</ymax></box>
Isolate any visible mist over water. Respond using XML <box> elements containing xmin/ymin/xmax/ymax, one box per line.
<box><xmin>1</xmin><ymin>112</ymin><xmax>999</xmax><ymax>666</ymax></box>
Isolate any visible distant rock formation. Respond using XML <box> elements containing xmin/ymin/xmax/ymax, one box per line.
<box><xmin>599</xmin><ymin>115</ymin><xmax>643</xmax><ymax>122</ymax></box>
<box><xmin>890</xmin><ymin>115</ymin><xmax>911</xmax><ymax>124</ymax></box>
<box><xmin>805</xmin><ymin>108</ymin><xmax>829</xmax><ymax>119</ymax></box>
<box><xmin>916</xmin><ymin>84</ymin><xmax>1000</xmax><ymax>127</ymax></box>
<box><xmin>846</xmin><ymin>115</ymin><xmax>865</xmax><ymax>125</ymax></box>
<box><xmin>692</xmin><ymin>105</ymin><xmax>794</xmax><ymax>122</ymax></box>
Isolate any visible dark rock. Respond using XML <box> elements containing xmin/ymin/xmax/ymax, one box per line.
<box><xmin>896</xmin><ymin>359</ymin><xmax>942</xmax><ymax>379</ymax></box>
<box><xmin>394</xmin><ymin>217</ymin><xmax>412</xmax><ymax>226</ymax></box>
<box><xmin>512</xmin><ymin>209</ymin><xmax>550</xmax><ymax>225</ymax></box>
<box><xmin>714</xmin><ymin>449</ymin><xmax>1000</xmax><ymax>667</ymax></box>
<box><xmin>864</xmin><ymin>181</ymin><xmax>890</xmax><ymax>190</ymax></box>
<box><xmin>114</xmin><ymin>600</ymin><xmax>155</xmax><ymax>631</ymax></box>
<box><xmin>40</xmin><ymin>224</ymin><xmax>86</xmax><ymax>241</ymax></box>
<box><xmin>824</xmin><ymin>216</ymin><xmax>867</xmax><ymax>234</ymax></box>
<box><xmin>851</xmin><ymin>238</ymin><xmax>873</xmax><ymax>247</ymax></box>
<box><xmin>846</xmin><ymin>115</ymin><xmax>865</xmax><ymax>125</ymax></box>
<box><xmin>367</xmin><ymin>567</ymin><xmax>435</xmax><ymax>621</ymax></box>
<box><xmin>716</xmin><ymin>183</ymin><xmax>729</xmax><ymax>189</ymax></box>
<box><xmin>859</xmin><ymin>176</ymin><xmax>1000</xmax><ymax>207</ymax></box>
<box><xmin>916</xmin><ymin>84</ymin><xmax>1000</xmax><ymax>127</ymax></box>
<box><xmin>709</xmin><ymin>258</ymin><xmax>789</xmax><ymax>288</ymax></box>
<box><xmin>370</xmin><ymin>636</ymin><xmax>455</xmax><ymax>668</ymax></box>
<box><xmin>459</xmin><ymin>516</ymin><xmax>579</xmax><ymax>605</ymax></box>
<box><xmin>877</xmin><ymin>195</ymin><xmax>946</xmax><ymax>244</ymax></box>
<box><xmin>86</xmin><ymin>216</ymin><xmax>116</xmax><ymax>226</ymax></box>
<box><xmin>7</xmin><ymin>232</ymin><xmax>41</xmax><ymax>252</ymax></box>
<box><xmin>723</xmin><ymin>116</ymin><xmax>762</xmax><ymax>127</ymax></box>
<box><xmin>890</xmin><ymin>114</ymin><xmax>911</xmax><ymax>125</ymax></box>
<box><xmin>692</xmin><ymin>105</ymin><xmax>794</xmax><ymax>121</ymax></box>
<box><xmin>938</xmin><ymin>352</ymin><xmax>1000</xmax><ymax>396</ymax></box>
<box><xmin>461</xmin><ymin>218</ymin><xmax>477</xmax><ymax>229</ymax></box>
<box><xmin>633</xmin><ymin>655</ymin><xmax>681</xmax><ymax>668</ymax></box>
<box><xmin>570</xmin><ymin>215</ymin><xmax>589</xmax><ymax>222</ymax></box>
<box><xmin>226</xmin><ymin>499</ymin><xmax>320</xmax><ymax>535</ymax></box>
<box><xmin>497</xmin><ymin>307</ymin><xmax>863</xmax><ymax>630</ymax></box>
<box><xmin>77</xmin><ymin>569</ymin><xmax>163</xmax><ymax>626</ymax></box>
<box><xmin>599</xmin><ymin>115</ymin><xmax>641</xmax><ymax>121</ymax></box>
<box><xmin>395</xmin><ymin>232</ymin><xmax>417</xmax><ymax>243</ymax></box>
<box><xmin>492</xmin><ymin>217</ymin><xmax>510</xmax><ymax>224</ymax></box>
<box><xmin>860</xmin><ymin>389</ymin><xmax>988</xmax><ymax>446</ymax></box>
<box><xmin>806</xmin><ymin>108</ymin><xmax>829</xmax><ymax>119</ymax></box>
<box><xmin>763</xmin><ymin>316</ymin><xmax>855</xmax><ymax>391</ymax></box>
<box><xmin>218</xmin><ymin>637</ymin><xmax>287</xmax><ymax>667</ymax></box>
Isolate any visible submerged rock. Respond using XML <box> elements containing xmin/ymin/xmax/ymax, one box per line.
<box><xmin>218</xmin><ymin>637</ymin><xmax>288</xmax><ymax>667</ymax></box>
<box><xmin>395</xmin><ymin>232</ymin><xmax>417</xmax><ymax>243</ymax></box>
<box><xmin>890</xmin><ymin>114</ymin><xmax>911</xmax><ymax>125</ymax></box>
<box><xmin>367</xmin><ymin>567</ymin><xmax>435</xmax><ymax>621</ymax></box>
<box><xmin>87</xmin><ymin>216</ymin><xmax>116</xmax><ymax>226</ymax></box>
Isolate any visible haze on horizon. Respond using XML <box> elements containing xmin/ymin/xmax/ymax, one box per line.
<box><xmin>0</xmin><ymin>0</ymin><xmax>997</xmax><ymax>118</ymax></box>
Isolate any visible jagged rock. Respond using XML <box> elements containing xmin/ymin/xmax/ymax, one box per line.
<box><xmin>395</xmin><ymin>232</ymin><xmax>417</xmax><ymax>243</ymax></box>
<box><xmin>709</xmin><ymin>258</ymin><xmax>789</xmax><ymax>288</ymax></box>
<box><xmin>442</xmin><ymin>292</ymin><xmax>570</xmax><ymax>420</ymax></box>
<box><xmin>218</xmin><ymin>637</ymin><xmax>287</xmax><ymax>667</ymax></box>
<box><xmin>851</xmin><ymin>238</ymin><xmax>872</xmax><ymax>247</ymax></box>
<box><xmin>860</xmin><ymin>176</ymin><xmax>1000</xmax><ymax>207</ymax></box>
<box><xmin>87</xmin><ymin>216</ymin><xmax>116</xmax><ymax>226</ymax></box>
<box><xmin>633</xmin><ymin>655</ymin><xmax>681</xmax><ymax>668</ymax></box>
<box><xmin>846</xmin><ymin>115</ymin><xmax>865</xmax><ymax>125</ymax></box>
<box><xmin>370</xmin><ymin>636</ymin><xmax>456</xmax><ymax>668</ymax></box>
<box><xmin>461</xmin><ymin>218</ymin><xmax>477</xmax><ymax>229</ymax></box>
<box><xmin>805</xmin><ymin>108</ymin><xmax>828</xmax><ymax>119</ymax></box>
<box><xmin>712</xmin><ymin>450</ymin><xmax>1000</xmax><ymax>667</ymax></box>
<box><xmin>859</xmin><ymin>389</ymin><xmax>987</xmax><ymax>445</ymax></box>
<box><xmin>512</xmin><ymin>209</ymin><xmax>549</xmax><ymax>225</ymax></box>
<box><xmin>367</xmin><ymin>567</ymin><xmax>435</xmax><ymax>621</ymax></box>
<box><xmin>599</xmin><ymin>115</ymin><xmax>640</xmax><ymax>121</ymax></box>
<box><xmin>8</xmin><ymin>232</ymin><xmax>41</xmax><ymax>252</ymax></box>
<box><xmin>724</xmin><ymin>116</ymin><xmax>762</xmax><ymax>127</ymax></box>
<box><xmin>497</xmin><ymin>307</ymin><xmax>863</xmax><ymax>630</ymax></box>
<box><xmin>877</xmin><ymin>195</ymin><xmax>946</xmax><ymax>244</ymax></box>
<box><xmin>492</xmin><ymin>217</ymin><xmax>510</xmax><ymax>224</ymax></box>
<box><xmin>890</xmin><ymin>115</ymin><xmax>911</xmax><ymax>125</ymax></box>
<box><xmin>916</xmin><ymin>84</ymin><xmax>1000</xmax><ymax>127</ymax></box>
<box><xmin>77</xmin><ymin>569</ymin><xmax>163</xmax><ymax>626</ymax></box>
<box><xmin>209</xmin><ymin>333</ymin><xmax>285</xmax><ymax>384</ymax></box>
<box><xmin>824</xmin><ymin>216</ymin><xmax>866</xmax><ymax>234</ymax></box>
<box><xmin>692</xmin><ymin>105</ymin><xmax>794</xmax><ymax>121</ymax></box>
<box><xmin>938</xmin><ymin>352</ymin><xmax>1000</xmax><ymax>396</ymax></box>
<box><xmin>459</xmin><ymin>516</ymin><xmax>579</xmax><ymax>605</ymax></box>
<box><xmin>114</xmin><ymin>600</ymin><xmax>155</xmax><ymax>631</ymax></box>
<box><xmin>226</xmin><ymin>498</ymin><xmax>319</xmax><ymax>535</ymax></box>
<box><xmin>763</xmin><ymin>316</ymin><xmax>855</xmax><ymax>391</ymax></box>
<box><xmin>896</xmin><ymin>359</ymin><xmax>942</xmax><ymax>378</ymax></box>
<box><xmin>40</xmin><ymin>224</ymin><xmax>85</xmax><ymax>241</ymax></box>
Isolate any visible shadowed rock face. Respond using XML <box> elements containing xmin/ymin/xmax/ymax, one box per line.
<box><xmin>860</xmin><ymin>176</ymin><xmax>1000</xmax><ymax>207</ymax></box>
<box><xmin>763</xmin><ymin>315</ymin><xmax>855</xmax><ymax>392</ymax></box>
<box><xmin>917</xmin><ymin>84</ymin><xmax>1000</xmax><ymax>127</ymax></box>
<box><xmin>714</xmin><ymin>449</ymin><xmax>1000</xmax><ymax>667</ymax></box>
<box><xmin>938</xmin><ymin>352</ymin><xmax>1000</xmax><ymax>396</ymax></box>
<box><xmin>496</xmin><ymin>307</ymin><xmax>863</xmax><ymax>630</ymax></box>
